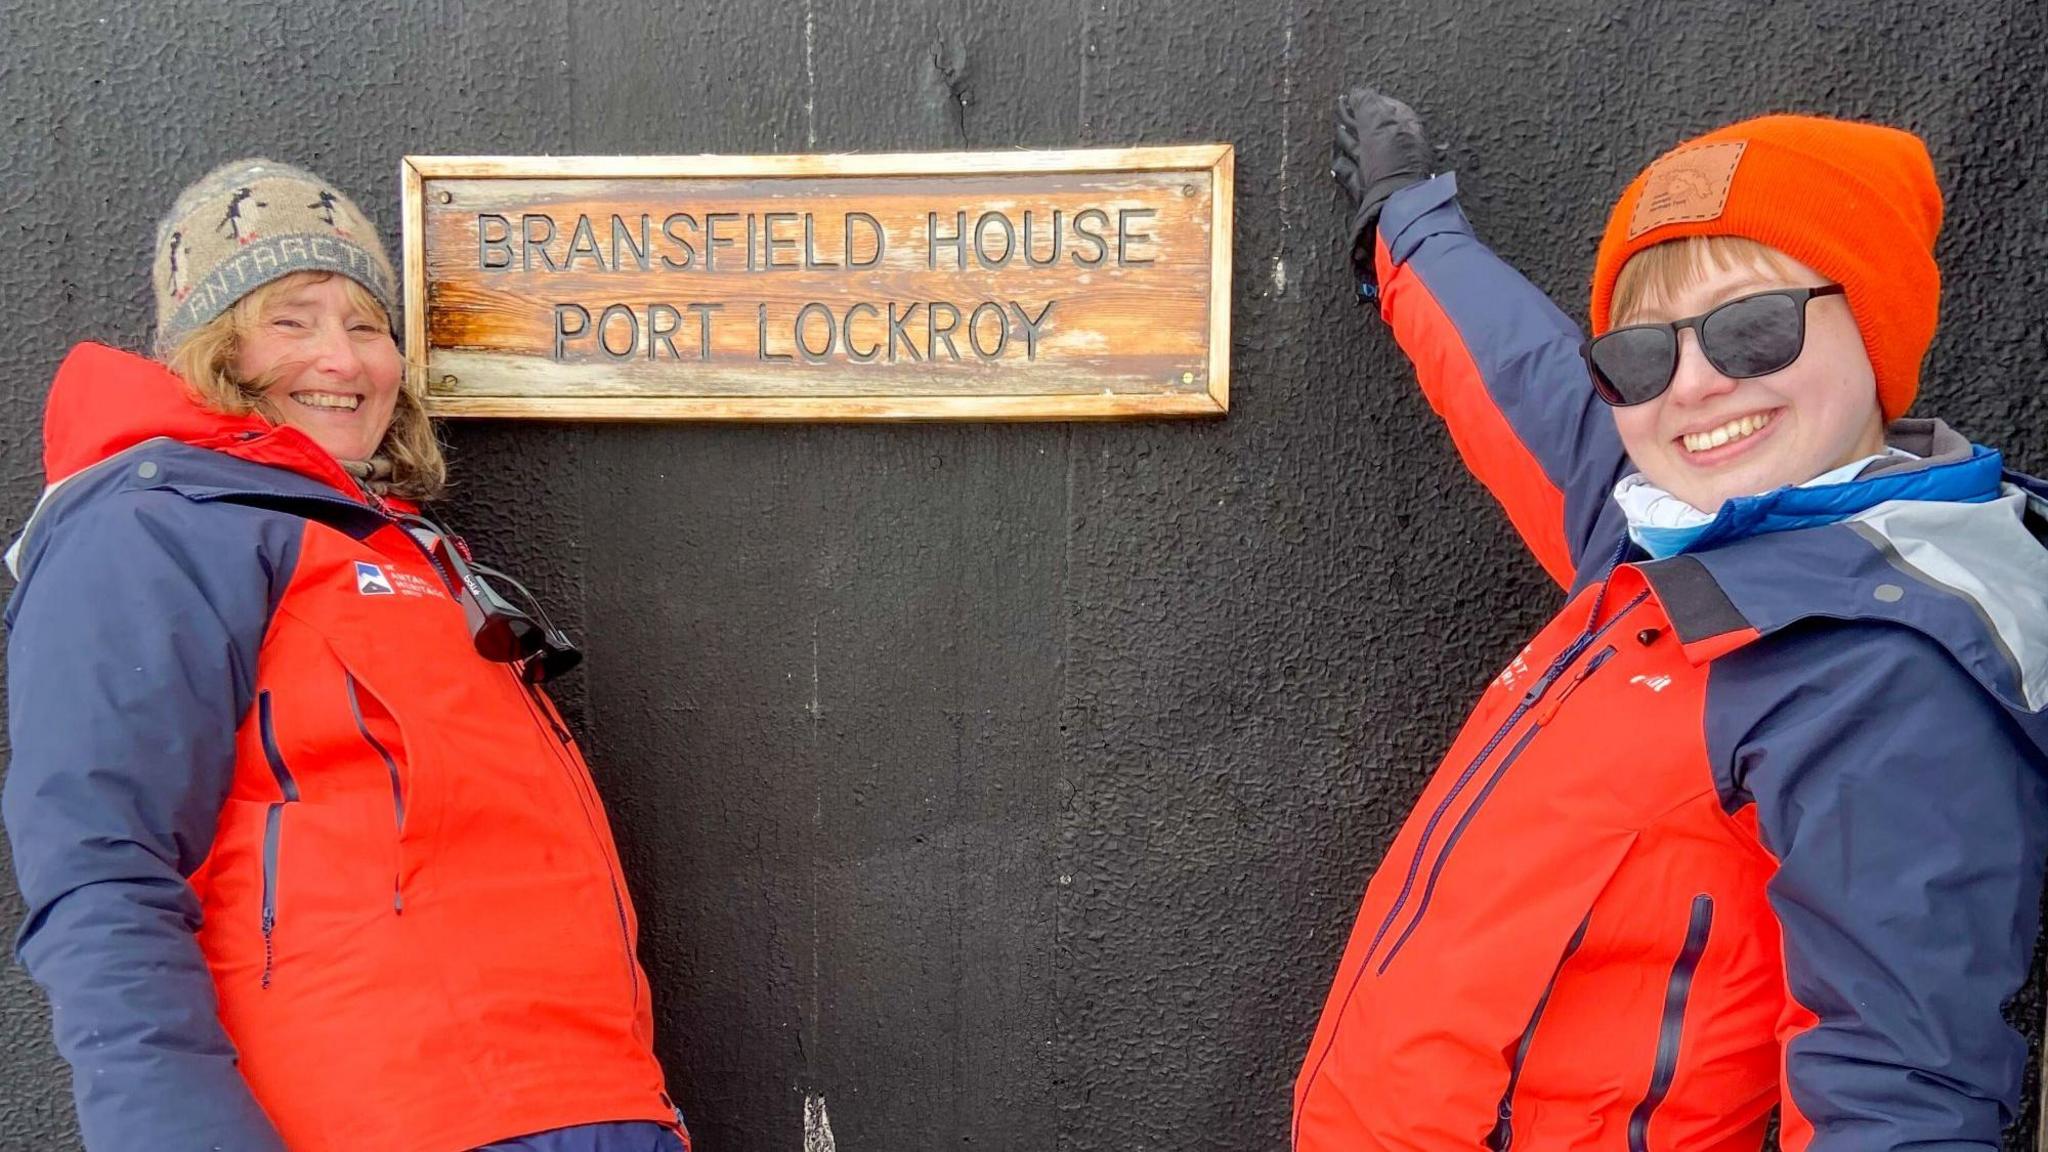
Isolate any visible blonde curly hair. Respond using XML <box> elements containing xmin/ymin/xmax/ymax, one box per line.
<box><xmin>161</xmin><ymin>271</ymin><xmax>446</xmax><ymax>501</ymax></box>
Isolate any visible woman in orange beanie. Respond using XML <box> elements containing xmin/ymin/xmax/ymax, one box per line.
<box><xmin>1294</xmin><ymin>91</ymin><xmax>2048</xmax><ymax>1150</ymax></box>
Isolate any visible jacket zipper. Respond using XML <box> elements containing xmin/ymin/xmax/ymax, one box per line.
<box><xmin>345</xmin><ymin>672</ymin><xmax>407</xmax><ymax>914</ymax></box>
<box><xmin>1626</xmin><ymin>894</ymin><xmax>1715</xmax><ymax>1151</ymax></box>
<box><xmin>1375</xmin><ymin>642</ymin><xmax>1620</xmax><ymax>975</ymax></box>
<box><xmin>1292</xmin><ymin>543</ymin><xmax>1641</xmax><ymax>1148</ymax></box>
<box><xmin>1352</xmin><ymin>585</ymin><xmax>1646</xmax><ymax>978</ymax></box>
<box><xmin>514</xmin><ymin>673</ymin><xmax>642</xmax><ymax>1021</ymax></box>
<box><xmin>198</xmin><ymin>490</ymin><xmax>641</xmax><ymax>1016</ymax></box>
<box><xmin>257</xmin><ymin>691</ymin><xmax>300</xmax><ymax>989</ymax></box>
<box><xmin>400</xmin><ymin>506</ymin><xmax>644</xmax><ymax>1021</ymax></box>
<box><xmin>1491</xmin><ymin>912</ymin><xmax>1592</xmax><ymax>1151</ymax></box>
<box><xmin>391</xmin><ymin>504</ymin><xmax>642</xmax><ymax>1018</ymax></box>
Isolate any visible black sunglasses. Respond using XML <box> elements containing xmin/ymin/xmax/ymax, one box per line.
<box><xmin>398</xmin><ymin>514</ymin><xmax>584</xmax><ymax>683</ymax></box>
<box><xmin>1583</xmin><ymin>283</ymin><xmax>1847</xmax><ymax>407</ymax></box>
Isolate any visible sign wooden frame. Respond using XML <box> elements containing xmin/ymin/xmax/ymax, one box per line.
<box><xmin>400</xmin><ymin>145</ymin><xmax>1233</xmax><ymax>421</ymax></box>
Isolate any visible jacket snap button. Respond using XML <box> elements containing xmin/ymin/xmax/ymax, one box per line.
<box><xmin>1636</xmin><ymin>628</ymin><xmax>1661</xmax><ymax>645</ymax></box>
<box><xmin>136</xmin><ymin>461</ymin><xmax>159</xmax><ymax>480</ymax></box>
<box><xmin>1874</xmin><ymin>583</ymin><xmax>1904</xmax><ymax>603</ymax></box>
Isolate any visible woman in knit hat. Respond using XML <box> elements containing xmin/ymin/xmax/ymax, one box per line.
<box><xmin>3</xmin><ymin>160</ymin><xmax>691</xmax><ymax>1152</ymax></box>
<box><xmin>1294</xmin><ymin>95</ymin><xmax>2048</xmax><ymax>1150</ymax></box>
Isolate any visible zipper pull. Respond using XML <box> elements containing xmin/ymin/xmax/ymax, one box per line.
<box><xmin>1534</xmin><ymin>646</ymin><xmax>1616</xmax><ymax>726</ymax></box>
<box><xmin>1519</xmin><ymin>665</ymin><xmax>1565</xmax><ymax>709</ymax></box>
<box><xmin>261</xmin><ymin>909</ymin><xmax>277</xmax><ymax>990</ymax></box>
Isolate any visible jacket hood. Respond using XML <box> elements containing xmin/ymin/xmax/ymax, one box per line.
<box><xmin>7</xmin><ymin>343</ymin><xmax>376</xmax><ymax>578</ymax></box>
<box><xmin>39</xmin><ymin>342</ymin><xmax>360</xmax><ymax>493</ymax></box>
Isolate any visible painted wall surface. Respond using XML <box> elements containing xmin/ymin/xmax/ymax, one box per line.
<box><xmin>2</xmin><ymin>1</ymin><xmax>2045</xmax><ymax>1148</ymax></box>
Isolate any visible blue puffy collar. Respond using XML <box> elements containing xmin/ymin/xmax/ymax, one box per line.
<box><xmin>1616</xmin><ymin>420</ymin><xmax>2006</xmax><ymax>559</ymax></box>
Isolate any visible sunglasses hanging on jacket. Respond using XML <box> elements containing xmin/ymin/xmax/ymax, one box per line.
<box><xmin>396</xmin><ymin>512</ymin><xmax>585</xmax><ymax>683</ymax></box>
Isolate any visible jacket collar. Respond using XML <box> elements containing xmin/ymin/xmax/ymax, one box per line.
<box><xmin>1628</xmin><ymin>426</ymin><xmax>2048</xmax><ymax>719</ymax></box>
<box><xmin>7</xmin><ymin>344</ymin><xmax>387</xmax><ymax>579</ymax></box>
<box><xmin>1616</xmin><ymin>419</ymin><xmax>1999</xmax><ymax>559</ymax></box>
<box><xmin>41</xmin><ymin>342</ymin><xmax>366</xmax><ymax>497</ymax></box>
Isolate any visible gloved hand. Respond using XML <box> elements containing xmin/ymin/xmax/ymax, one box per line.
<box><xmin>1331</xmin><ymin>87</ymin><xmax>1434</xmax><ymax>297</ymax></box>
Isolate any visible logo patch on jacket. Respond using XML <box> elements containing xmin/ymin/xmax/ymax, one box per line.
<box><xmin>351</xmin><ymin>559</ymin><xmax>447</xmax><ymax>600</ymax></box>
<box><xmin>355</xmin><ymin>561</ymin><xmax>396</xmax><ymax>596</ymax></box>
<box><xmin>1495</xmin><ymin>649</ymin><xmax>1533</xmax><ymax>692</ymax></box>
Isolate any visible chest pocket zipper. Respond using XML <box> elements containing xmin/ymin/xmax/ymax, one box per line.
<box><xmin>1292</xmin><ymin>572</ymin><xmax>1646</xmax><ymax>1148</ymax></box>
<box><xmin>1533</xmin><ymin>644</ymin><xmax>1617</xmax><ymax>726</ymax></box>
<box><xmin>1375</xmin><ymin>644</ymin><xmax>1619</xmax><ymax>975</ymax></box>
<box><xmin>1356</xmin><ymin>591</ymin><xmax>1645</xmax><ymax>985</ymax></box>
<box><xmin>344</xmin><ymin>671</ymin><xmax>407</xmax><ymax>914</ymax></box>
<box><xmin>256</xmin><ymin>691</ymin><xmax>300</xmax><ymax>989</ymax></box>
<box><xmin>1491</xmin><ymin>912</ymin><xmax>1593</xmax><ymax>1151</ymax></box>
<box><xmin>1627</xmin><ymin>894</ymin><xmax>1715</xmax><ymax>1151</ymax></box>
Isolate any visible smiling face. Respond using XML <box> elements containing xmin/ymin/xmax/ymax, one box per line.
<box><xmin>1607</xmin><ymin>242</ymin><xmax>1887</xmax><ymax>513</ymax></box>
<box><xmin>232</xmin><ymin>271</ymin><xmax>404</xmax><ymax>462</ymax></box>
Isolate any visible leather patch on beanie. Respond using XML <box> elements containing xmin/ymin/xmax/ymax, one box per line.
<box><xmin>1628</xmin><ymin>141</ymin><xmax>1748</xmax><ymax>239</ymax></box>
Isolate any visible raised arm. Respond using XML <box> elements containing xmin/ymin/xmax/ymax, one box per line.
<box><xmin>1335</xmin><ymin>89</ymin><xmax>1630</xmax><ymax>587</ymax></box>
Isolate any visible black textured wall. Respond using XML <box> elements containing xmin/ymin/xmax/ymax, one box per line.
<box><xmin>2</xmin><ymin>1</ymin><xmax>2046</xmax><ymax>1149</ymax></box>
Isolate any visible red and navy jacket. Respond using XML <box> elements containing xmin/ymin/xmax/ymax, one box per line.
<box><xmin>1293</xmin><ymin>175</ymin><xmax>2048</xmax><ymax>1150</ymax></box>
<box><xmin>2</xmin><ymin>344</ymin><xmax>680</xmax><ymax>1151</ymax></box>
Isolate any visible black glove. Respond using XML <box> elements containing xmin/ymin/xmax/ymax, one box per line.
<box><xmin>1331</xmin><ymin>87</ymin><xmax>1434</xmax><ymax>296</ymax></box>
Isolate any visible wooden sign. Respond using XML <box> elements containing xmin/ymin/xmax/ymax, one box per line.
<box><xmin>400</xmin><ymin>146</ymin><xmax>1233</xmax><ymax>421</ymax></box>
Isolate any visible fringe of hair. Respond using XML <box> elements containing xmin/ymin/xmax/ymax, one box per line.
<box><xmin>1608</xmin><ymin>235</ymin><xmax>1811</xmax><ymax>329</ymax></box>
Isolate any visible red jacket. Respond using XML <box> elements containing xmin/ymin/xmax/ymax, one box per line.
<box><xmin>4</xmin><ymin>343</ymin><xmax>677</xmax><ymax>1151</ymax></box>
<box><xmin>1293</xmin><ymin>176</ymin><xmax>2048</xmax><ymax>1149</ymax></box>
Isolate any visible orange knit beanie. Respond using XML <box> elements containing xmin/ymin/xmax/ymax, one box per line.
<box><xmin>1589</xmin><ymin>114</ymin><xmax>1943</xmax><ymax>420</ymax></box>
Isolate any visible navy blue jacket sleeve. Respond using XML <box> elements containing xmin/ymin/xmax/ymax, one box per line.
<box><xmin>1713</xmin><ymin>621</ymin><xmax>2048</xmax><ymax>1151</ymax></box>
<box><xmin>2</xmin><ymin>487</ymin><xmax>292</xmax><ymax>1151</ymax></box>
